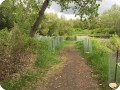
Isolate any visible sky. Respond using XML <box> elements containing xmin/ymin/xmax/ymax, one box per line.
<box><xmin>45</xmin><ymin>0</ymin><xmax>120</xmax><ymax>19</ymax></box>
<box><xmin>0</xmin><ymin>0</ymin><xmax>120</xmax><ymax>19</ymax></box>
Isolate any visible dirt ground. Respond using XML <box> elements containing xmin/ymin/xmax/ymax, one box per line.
<box><xmin>37</xmin><ymin>44</ymin><xmax>102</xmax><ymax>90</ymax></box>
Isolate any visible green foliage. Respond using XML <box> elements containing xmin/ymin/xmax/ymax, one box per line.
<box><xmin>90</xmin><ymin>4</ymin><xmax>120</xmax><ymax>36</ymax></box>
<box><xmin>0</xmin><ymin>2</ymin><xmax>14</xmax><ymax>30</ymax></box>
<box><xmin>76</xmin><ymin>39</ymin><xmax>112</xmax><ymax>90</ymax></box>
<box><xmin>0</xmin><ymin>0</ymin><xmax>42</xmax><ymax>34</ymax></box>
<box><xmin>53</xmin><ymin>0</ymin><xmax>100</xmax><ymax>19</ymax></box>
<box><xmin>2</xmin><ymin>72</ymin><xmax>38</xmax><ymax>90</ymax></box>
<box><xmin>1</xmin><ymin>0</ymin><xmax>101</xmax><ymax>36</ymax></box>
<box><xmin>101</xmin><ymin>4</ymin><xmax>120</xmax><ymax>35</ymax></box>
<box><xmin>71</xmin><ymin>4</ymin><xmax>120</xmax><ymax>36</ymax></box>
<box><xmin>34</xmin><ymin>38</ymin><xmax>63</xmax><ymax>68</ymax></box>
<box><xmin>9</xmin><ymin>27</ymin><xmax>30</xmax><ymax>53</ymax></box>
<box><xmin>38</xmin><ymin>13</ymin><xmax>59</xmax><ymax>36</ymax></box>
<box><xmin>66</xmin><ymin>36</ymin><xmax>76</xmax><ymax>41</ymax></box>
<box><xmin>110</xmin><ymin>34</ymin><xmax>120</xmax><ymax>50</ymax></box>
<box><xmin>0</xmin><ymin>26</ymin><xmax>34</xmax><ymax>83</ymax></box>
<box><xmin>0</xmin><ymin>28</ymin><xmax>9</xmax><ymax>45</ymax></box>
<box><xmin>1</xmin><ymin>29</ymin><xmax>65</xmax><ymax>90</ymax></box>
<box><xmin>38</xmin><ymin>13</ymin><xmax>74</xmax><ymax>36</ymax></box>
<box><xmin>0</xmin><ymin>28</ymin><xmax>9</xmax><ymax>59</ymax></box>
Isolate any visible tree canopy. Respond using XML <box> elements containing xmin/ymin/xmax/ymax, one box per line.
<box><xmin>0</xmin><ymin>0</ymin><xmax>101</xmax><ymax>36</ymax></box>
<box><xmin>30</xmin><ymin>0</ymin><xmax>101</xmax><ymax>36</ymax></box>
<box><xmin>87</xmin><ymin>4</ymin><xmax>120</xmax><ymax>36</ymax></box>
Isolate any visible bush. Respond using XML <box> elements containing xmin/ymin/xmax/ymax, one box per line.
<box><xmin>0</xmin><ymin>26</ymin><xmax>65</xmax><ymax>90</ymax></box>
<box><xmin>0</xmin><ymin>26</ymin><xmax>32</xmax><ymax>81</ymax></box>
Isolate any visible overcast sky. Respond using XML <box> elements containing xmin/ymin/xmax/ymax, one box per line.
<box><xmin>45</xmin><ymin>0</ymin><xmax>120</xmax><ymax>19</ymax></box>
<box><xmin>0</xmin><ymin>0</ymin><xmax>120</xmax><ymax>19</ymax></box>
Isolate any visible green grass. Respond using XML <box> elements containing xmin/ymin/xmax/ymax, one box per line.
<box><xmin>76</xmin><ymin>39</ymin><xmax>112</xmax><ymax>90</ymax></box>
<box><xmin>2</xmin><ymin>72</ymin><xmax>39</xmax><ymax>90</ymax></box>
<box><xmin>2</xmin><ymin>37</ymin><xmax>66</xmax><ymax>90</ymax></box>
<box><xmin>35</xmin><ymin>38</ymin><xmax>65</xmax><ymax>68</ymax></box>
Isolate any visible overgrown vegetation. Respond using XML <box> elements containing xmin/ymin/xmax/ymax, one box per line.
<box><xmin>66</xmin><ymin>4</ymin><xmax>120</xmax><ymax>37</ymax></box>
<box><xmin>1</xmin><ymin>0</ymin><xmax>120</xmax><ymax>90</ymax></box>
<box><xmin>76</xmin><ymin>39</ymin><xmax>112</xmax><ymax>90</ymax></box>
<box><xmin>0</xmin><ymin>25</ymin><xmax>66</xmax><ymax>90</ymax></box>
<box><xmin>0</xmin><ymin>26</ymin><xmax>32</xmax><ymax>81</ymax></box>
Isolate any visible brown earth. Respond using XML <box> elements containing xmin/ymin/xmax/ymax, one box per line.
<box><xmin>37</xmin><ymin>44</ymin><xmax>102</xmax><ymax>90</ymax></box>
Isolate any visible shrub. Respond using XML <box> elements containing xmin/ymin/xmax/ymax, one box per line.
<box><xmin>0</xmin><ymin>25</ymin><xmax>32</xmax><ymax>81</ymax></box>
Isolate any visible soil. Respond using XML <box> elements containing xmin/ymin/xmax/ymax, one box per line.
<box><xmin>37</xmin><ymin>44</ymin><xmax>102</xmax><ymax>90</ymax></box>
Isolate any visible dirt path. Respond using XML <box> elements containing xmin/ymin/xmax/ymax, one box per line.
<box><xmin>37</xmin><ymin>44</ymin><xmax>102</xmax><ymax>90</ymax></box>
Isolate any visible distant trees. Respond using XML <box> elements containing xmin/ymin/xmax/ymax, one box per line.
<box><xmin>30</xmin><ymin>0</ymin><xmax>100</xmax><ymax>36</ymax></box>
<box><xmin>0</xmin><ymin>0</ymin><xmax>100</xmax><ymax>36</ymax></box>
<box><xmin>38</xmin><ymin>13</ymin><xmax>74</xmax><ymax>36</ymax></box>
<box><xmin>100</xmin><ymin>4</ymin><xmax>120</xmax><ymax>36</ymax></box>
<box><xmin>79</xmin><ymin>4</ymin><xmax>120</xmax><ymax>36</ymax></box>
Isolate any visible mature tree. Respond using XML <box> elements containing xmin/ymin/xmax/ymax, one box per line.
<box><xmin>38</xmin><ymin>13</ymin><xmax>59</xmax><ymax>36</ymax></box>
<box><xmin>0</xmin><ymin>0</ymin><xmax>101</xmax><ymax>36</ymax></box>
<box><xmin>57</xmin><ymin>15</ymin><xmax>74</xmax><ymax>36</ymax></box>
<box><xmin>38</xmin><ymin>13</ymin><xmax>74</xmax><ymax>36</ymax></box>
<box><xmin>99</xmin><ymin>4</ymin><xmax>120</xmax><ymax>35</ymax></box>
<box><xmin>0</xmin><ymin>0</ymin><xmax>42</xmax><ymax>33</ymax></box>
<box><xmin>72</xmin><ymin>19</ymin><xmax>81</xmax><ymax>28</ymax></box>
<box><xmin>30</xmin><ymin>0</ymin><xmax>101</xmax><ymax>36</ymax></box>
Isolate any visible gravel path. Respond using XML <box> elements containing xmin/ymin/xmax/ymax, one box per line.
<box><xmin>38</xmin><ymin>44</ymin><xmax>102</xmax><ymax>90</ymax></box>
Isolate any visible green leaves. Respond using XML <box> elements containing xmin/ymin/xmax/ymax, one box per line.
<box><xmin>38</xmin><ymin>13</ymin><xmax>74</xmax><ymax>36</ymax></box>
<box><xmin>53</xmin><ymin>0</ymin><xmax>101</xmax><ymax>19</ymax></box>
<box><xmin>110</xmin><ymin>34</ymin><xmax>120</xmax><ymax>50</ymax></box>
<box><xmin>0</xmin><ymin>4</ymin><xmax>14</xmax><ymax>30</ymax></box>
<box><xmin>100</xmin><ymin>4</ymin><xmax>120</xmax><ymax>36</ymax></box>
<box><xmin>1</xmin><ymin>0</ymin><xmax>101</xmax><ymax>36</ymax></box>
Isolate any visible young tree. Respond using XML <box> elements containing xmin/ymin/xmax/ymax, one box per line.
<box><xmin>30</xmin><ymin>0</ymin><xmax>101</xmax><ymax>36</ymax></box>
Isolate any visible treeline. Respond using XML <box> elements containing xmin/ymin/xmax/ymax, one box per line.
<box><xmin>0</xmin><ymin>0</ymin><xmax>76</xmax><ymax>36</ymax></box>
<box><xmin>1</xmin><ymin>1</ymin><xmax>119</xmax><ymax>37</ymax></box>
<box><xmin>90</xmin><ymin>4</ymin><xmax>120</xmax><ymax>36</ymax></box>
<box><xmin>38</xmin><ymin>13</ymin><xmax>75</xmax><ymax>36</ymax></box>
<box><xmin>73</xmin><ymin>4</ymin><xmax>120</xmax><ymax>36</ymax></box>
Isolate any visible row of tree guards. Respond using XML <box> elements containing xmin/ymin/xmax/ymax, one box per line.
<box><xmin>76</xmin><ymin>36</ymin><xmax>92</xmax><ymax>53</ymax></box>
<box><xmin>108</xmin><ymin>35</ymin><xmax>120</xmax><ymax>89</ymax></box>
<box><xmin>36</xmin><ymin>35</ymin><xmax>120</xmax><ymax>88</ymax></box>
<box><xmin>36</xmin><ymin>35</ymin><xmax>76</xmax><ymax>51</ymax></box>
<box><xmin>37</xmin><ymin>35</ymin><xmax>93</xmax><ymax>54</ymax></box>
<box><xmin>109</xmin><ymin>50</ymin><xmax>120</xmax><ymax>83</ymax></box>
<box><xmin>108</xmin><ymin>50</ymin><xmax>120</xmax><ymax>90</ymax></box>
<box><xmin>36</xmin><ymin>36</ymin><xmax>66</xmax><ymax>51</ymax></box>
<box><xmin>78</xmin><ymin>36</ymin><xmax>120</xmax><ymax>89</ymax></box>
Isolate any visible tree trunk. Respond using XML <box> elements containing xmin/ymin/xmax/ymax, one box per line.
<box><xmin>30</xmin><ymin>0</ymin><xmax>49</xmax><ymax>37</ymax></box>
